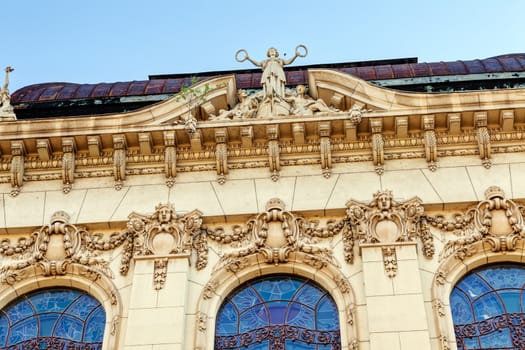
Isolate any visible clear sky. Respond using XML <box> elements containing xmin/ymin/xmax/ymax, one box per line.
<box><xmin>2</xmin><ymin>0</ymin><xmax>524</xmax><ymax>92</ymax></box>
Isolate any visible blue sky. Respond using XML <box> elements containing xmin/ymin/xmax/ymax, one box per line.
<box><xmin>2</xmin><ymin>0</ymin><xmax>524</xmax><ymax>92</ymax></box>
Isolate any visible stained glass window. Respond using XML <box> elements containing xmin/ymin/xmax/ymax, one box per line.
<box><xmin>0</xmin><ymin>288</ymin><xmax>105</xmax><ymax>350</ymax></box>
<box><xmin>215</xmin><ymin>275</ymin><xmax>341</xmax><ymax>349</ymax></box>
<box><xmin>450</xmin><ymin>264</ymin><xmax>525</xmax><ymax>350</ymax></box>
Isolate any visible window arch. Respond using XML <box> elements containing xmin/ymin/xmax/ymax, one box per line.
<box><xmin>450</xmin><ymin>264</ymin><xmax>525</xmax><ymax>350</ymax></box>
<box><xmin>0</xmin><ymin>288</ymin><xmax>105</xmax><ymax>349</ymax></box>
<box><xmin>215</xmin><ymin>274</ymin><xmax>341</xmax><ymax>349</ymax></box>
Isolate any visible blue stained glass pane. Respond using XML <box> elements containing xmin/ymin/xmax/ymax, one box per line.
<box><xmin>522</xmin><ymin>290</ymin><xmax>525</xmax><ymax>313</ymax></box>
<box><xmin>232</xmin><ymin>287</ymin><xmax>261</xmax><ymax>311</ymax></box>
<box><xmin>450</xmin><ymin>289</ymin><xmax>474</xmax><ymax>324</ymax></box>
<box><xmin>7</xmin><ymin>316</ymin><xmax>38</xmax><ymax>344</ymax></box>
<box><xmin>479</xmin><ymin>328</ymin><xmax>513</xmax><ymax>348</ymax></box>
<box><xmin>84</xmin><ymin>307</ymin><xmax>106</xmax><ymax>342</ymax></box>
<box><xmin>239</xmin><ymin>304</ymin><xmax>268</xmax><ymax>332</ymax></box>
<box><xmin>30</xmin><ymin>289</ymin><xmax>78</xmax><ymax>313</ymax></box>
<box><xmin>461</xmin><ymin>336</ymin><xmax>480</xmax><ymax>349</ymax></box>
<box><xmin>499</xmin><ymin>289</ymin><xmax>521</xmax><ymax>313</ymax></box>
<box><xmin>294</xmin><ymin>284</ymin><xmax>324</xmax><ymax>306</ymax></box>
<box><xmin>286</xmin><ymin>302</ymin><xmax>314</xmax><ymax>328</ymax></box>
<box><xmin>0</xmin><ymin>315</ymin><xmax>9</xmax><ymax>344</ymax></box>
<box><xmin>477</xmin><ymin>266</ymin><xmax>525</xmax><ymax>289</ymax></box>
<box><xmin>317</xmin><ymin>296</ymin><xmax>339</xmax><ymax>330</ymax></box>
<box><xmin>66</xmin><ymin>294</ymin><xmax>100</xmax><ymax>319</ymax></box>
<box><xmin>38</xmin><ymin>312</ymin><xmax>59</xmax><ymax>336</ymax></box>
<box><xmin>456</xmin><ymin>274</ymin><xmax>491</xmax><ymax>299</ymax></box>
<box><xmin>257</xmin><ymin>277</ymin><xmax>299</xmax><ymax>301</ymax></box>
<box><xmin>54</xmin><ymin>315</ymin><xmax>83</xmax><ymax>341</ymax></box>
<box><xmin>216</xmin><ymin>275</ymin><xmax>341</xmax><ymax>349</ymax></box>
<box><xmin>216</xmin><ymin>301</ymin><xmax>238</xmax><ymax>335</ymax></box>
<box><xmin>285</xmin><ymin>339</ymin><xmax>316</xmax><ymax>349</ymax></box>
<box><xmin>5</xmin><ymin>299</ymin><xmax>33</xmax><ymax>323</ymax></box>
<box><xmin>473</xmin><ymin>292</ymin><xmax>504</xmax><ymax>320</ymax></box>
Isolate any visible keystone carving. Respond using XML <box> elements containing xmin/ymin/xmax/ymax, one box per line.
<box><xmin>208</xmin><ymin>198</ymin><xmax>345</xmax><ymax>272</ymax></box>
<box><xmin>0</xmin><ymin>211</ymin><xmax>115</xmax><ymax>285</ymax></box>
<box><xmin>428</xmin><ymin>186</ymin><xmax>524</xmax><ymax>261</ymax></box>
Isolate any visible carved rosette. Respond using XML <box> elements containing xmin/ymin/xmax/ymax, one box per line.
<box><xmin>345</xmin><ymin>190</ymin><xmax>435</xmax><ymax>277</ymax></box>
<box><xmin>0</xmin><ymin>211</ymin><xmax>119</xmax><ymax>284</ymax></box>
<box><xmin>208</xmin><ymin>198</ymin><xmax>345</xmax><ymax>272</ymax></box>
<box><xmin>429</xmin><ymin>186</ymin><xmax>524</xmax><ymax>262</ymax></box>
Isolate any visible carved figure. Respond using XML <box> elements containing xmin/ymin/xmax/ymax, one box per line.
<box><xmin>287</xmin><ymin>85</ymin><xmax>337</xmax><ymax>116</ymax></box>
<box><xmin>0</xmin><ymin>66</ymin><xmax>14</xmax><ymax>113</ymax></box>
<box><xmin>236</xmin><ymin>46</ymin><xmax>307</xmax><ymax>102</ymax></box>
<box><xmin>210</xmin><ymin>89</ymin><xmax>258</xmax><ymax>120</ymax></box>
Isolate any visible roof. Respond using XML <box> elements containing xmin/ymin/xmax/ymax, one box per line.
<box><xmin>11</xmin><ymin>54</ymin><xmax>525</xmax><ymax>119</ymax></box>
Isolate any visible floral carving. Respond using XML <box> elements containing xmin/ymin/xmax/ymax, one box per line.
<box><xmin>428</xmin><ymin>186</ymin><xmax>525</xmax><ymax>262</ymax></box>
<box><xmin>153</xmin><ymin>258</ymin><xmax>168</xmax><ymax>290</ymax></box>
<box><xmin>0</xmin><ymin>211</ymin><xmax>117</xmax><ymax>284</ymax></box>
<box><xmin>209</xmin><ymin>198</ymin><xmax>345</xmax><ymax>272</ymax></box>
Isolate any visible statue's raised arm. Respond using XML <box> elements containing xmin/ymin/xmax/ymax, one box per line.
<box><xmin>235</xmin><ymin>45</ymin><xmax>307</xmax><ymax>101</ymax></box>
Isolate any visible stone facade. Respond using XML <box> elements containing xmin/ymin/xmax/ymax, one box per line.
<box><xmin>0</xmin><ymin>55</ymin><xmax>525</xmax><ymax>350</ymax></box>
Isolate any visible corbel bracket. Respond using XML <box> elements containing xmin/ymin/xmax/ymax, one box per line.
<box><xmin>423</xmin><ymin>115</ymin><xmax>438</xmax><ymax>171</ymax></box>
<box><xmin>370</xmin><ymin>119</ymin><xmax>384</xmax><ymax>175</ymax></box>
<box><xmin>61</xmin><ymin>137</ymin><xmax>76</xmax><ymax>193</ymax></box>
<box><xmin>163</xmin><ymin>131</ymin><xmax>177</xmax><ymax>187</ymax></box>
<box><xmin>319</xmin><ymin>122</ymin><xmax>332</xmax><ymax>178</ymax></box>
<box><xmin>10</xmin><ymin>140</ymin><xmax>25</xmax><ymax>197</ymax></box>
<box><xmin>267</xmin><ymin>125</ymin><xmax>280</xmax><ymax>181</ymax></box>
<box><xmin>113</xmin><ymin>134</ymin><xmax>127</xmax><ymax>190</ymax></box>
<box><xmin>215</xmin><ymin>129</ymin><xmax>228</xmax><ymax>184</ymax></box>
<box><xmin>475</xmin><ymin>112</ymin><xmax>491</xmax><ymax>169</ymax></box>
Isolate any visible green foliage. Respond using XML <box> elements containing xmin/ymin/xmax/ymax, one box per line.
<box><xmin>176</xmin><ymin>76</ymin><xmax>211</xmax><ymax>112</ymax></box>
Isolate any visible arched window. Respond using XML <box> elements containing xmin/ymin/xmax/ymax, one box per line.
<box><xmin>215</xmin><ymin>275</ymin><xmax>341</xmax><ymax>349</ymax></box>
<box><xmin>450</xmin><ymin>264</ymin><xmax>525</xmax><ymax>350</ymax></box>
<box><xmin>0</xmin><ymin>288</ymin><xmax>105</xmax><ymax>349</ymax></box>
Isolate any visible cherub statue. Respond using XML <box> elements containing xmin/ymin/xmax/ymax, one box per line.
<box><xmin>287</xmin><ymin>85</ymin><xmax>337</xmax><ymax>116</ymax></box>
<box><xmin>210</xmin><ymin>89</ymin><xmax>258</xmax><ymax>120</ymax></box>
<box><xmin>0</xmin><ymin>66</ymin><xmax>14</xmax><ymax>113</ymax></box>
<box><xmin>235</xmin><ymin>45</ymin><xmax>307</xmax><ymax>102</ymax></box>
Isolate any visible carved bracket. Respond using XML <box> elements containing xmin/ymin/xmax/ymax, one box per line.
<box><xmin>370</xmin><ymin>119</ymin><xmax>384</xmax><ymax>175</ymax></box>
<box><xmin>423</xmin><ymin>115</ymin><xmax>438</xmax><ymax>171</ymax></box>
<box><xmin>319</xmin><ymin>122</ymin><xmax>332</xmax><ymax>178</ymax></box>
<box><xmin>267</xmin><ymin>125</ymin><xmax>280</xmax><ymax>181</ymax></box>
<box><xmin>475</xmin><ymin>112</ymin><xmax>491</xmax><ymax>169</ymax></box>
<box><xmin>62</xmin><ymin>137</ymin><xmax>76</xmax><ymax>193</ymax></box>
<box><xmin>113</xmin><ymin>134</ymin><xmax>127</xmax><ymax>190</ymax></box>
<box><xmin>10</xmin><ymin>140</ymin><xmax>25</xmax><ymax>197</ymax></box>
<box><xmin>215</xmin><ymin>129</ymin><xmax>228</xmax><ymax>184</ymax></box>
<box><xmin>164</xmin><ymin>131</ymin><xmax>177</xmax><ymax>187</ymax></box>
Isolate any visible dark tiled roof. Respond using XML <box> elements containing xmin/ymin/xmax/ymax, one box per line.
<box><xmin>12</xmin><ymin>54</ymin><xmax>525</xmax><ymax>105</ymax></box>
